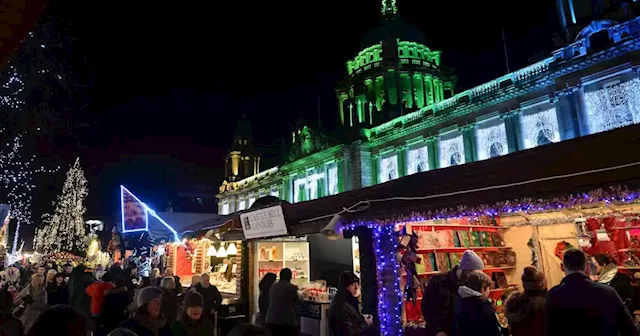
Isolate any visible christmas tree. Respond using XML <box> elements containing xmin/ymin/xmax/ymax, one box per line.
<box><xmin>35</xmin><ymin>158</ymin><xmax>88</xmax><ymax>255</ymax></box>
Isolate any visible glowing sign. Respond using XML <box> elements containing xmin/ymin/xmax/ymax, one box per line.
<box><xmin>121</xmin><ymin>186</ymin><xmax>149</xmax><ymax>233</ymax></box>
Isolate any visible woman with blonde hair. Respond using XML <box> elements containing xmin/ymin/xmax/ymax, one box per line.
<box><xmin>160</xmin><ymin>277</ymin><xmax>178</xmax><ymax>322</ymax></box>
<box><xmin>15</xmin><ymin>273</ymin><xmax>47</xmax><ymax>332</ymax></box>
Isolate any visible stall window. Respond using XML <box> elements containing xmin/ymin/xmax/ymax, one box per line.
<box><xmin>584</xmin><ymin>77</ymin><xmax>640</xmax><ymax>134</ymax></box>
<box><xmin>406</xmin><ymin>145</ymin><xmax>428</xmax><ymax>175</ymax></box>
<box><xmin>520</xmin><ymin>107</ymin><xmax>560</xmax><ymax>149</ymax></box>
<box><xmin>439</xmin><ymin>131</ymin><xmax>465</xmax><ymax>168</ymax></box>
<box><xmin>379</xmin><ymin>154</ymin><xmax>398</xmax><ymax>183</ymax></box>
<box><xmin>328</xmin><ymin>164</ymin><xmax>339</xmax><ymax>195</ymax></box>
<box><xmin>475</xmin><ymin>118</ymin><xmax>508</xmax><ymax>161</ymax></box>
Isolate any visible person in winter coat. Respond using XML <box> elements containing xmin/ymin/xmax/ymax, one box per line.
<box><xmin>256</xmin><ymin>272</ymin><xmax>277</xmax><ymax>326</ymax></box>
<box><xmin>99</xmin><ymin>276</ymin><xmax>132</xmax><ymax>335</ymax></box>
<box><xmin>15</xmin><ymin>273</ymin><xmax>47</xmax><ymax>332</ymax></box>
<box><xmin>27</xmin><ymin>305</ymin><xmax>94</xmax><ymax>336</ymax></box>
<box><xmin>453</xmin><ymin>271</ymin><xmax>501</xmax><ymax>336</ymax></box>
<box><xmin>422</xmin><ymin>250</ymin><xmax>485</xmax><ymax>336</ymax></box>
<box><xmin>0</xmin><ymin>286</ymin><xmax>23</xmax><ymax>336</ymax></box>
<box><xmin>86</xmin><ymin>272</ymin><xmax>116</xmax><ymax>318</ymax></box>
<box><xmin>265</xmin><ymin>268</ymin><xmax>301</xmax><ymax>336</ymax></box>
<box><xmin>47</xmin><ymin>273</ymin><xmax>70</xmax><ymax>306</ymax></box>
<box><xmin>69</xmin><ymin>264</ymin><xmax>95</xmax><ymax>317</ymax></box>
<box><xmin>163</xmin><ymin>268</ymin><xmax>182</xmax><ymax>295</ymax></box>
<box><xmin>119</xmin><ymin>286</ymin><xmax>173</xmax><ymax>336</ymax></box>
<box><xmin>328</xmin><ymin>271</ymin><xmax>374</xmax><ymax>336</ymax></box>
<box><xmin>504</xmin><ymin>266</ymin><xmax>547</xmax><ymax>336</ymax></box>
<box><xmin>194</xmin><ymin>273</ymin><xmax>222</xmax><ymax>320</ymax></box>
<box><xmin>150</xmin><ymin>268</ymin><xmax>161</xmax><ymax>287</ymax></box>
<box><xmin>171</xmin><ymin>291</ymin><xmax>215</xmax><ymax>336</ymax></box>
<box><xmin>186</xmin><ymin>275</ymin><xmax>201</xmax><ymax>293</ymax></box>
<box><xmin>591</xmin><ymin>253</ymin><xmax>636</xmax><ymax>313</ymax></box>
<box><xmin>547</xmin><ymin>248</ymin><xmax>638</xmax><ymax>336</ymax></box>
<box><xmin>160</xmin><ymin>277</ymin><xmax>178</xmax><ymax>322</ymax></box>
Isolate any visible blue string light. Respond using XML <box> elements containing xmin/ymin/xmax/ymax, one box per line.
<box><xmin>346</xmin><ymin>222</ymin><xmax>404</xmax><ymax>336</ymax></box>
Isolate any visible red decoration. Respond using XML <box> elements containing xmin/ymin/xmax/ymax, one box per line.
<box><xmin>554</xmin><ymin>241</ymin><xmax>574</xmax><ymax>260</ymax></box>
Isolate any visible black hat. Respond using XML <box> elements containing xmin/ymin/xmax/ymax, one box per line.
<box><xmin>338</xmin><ymin>271</ymin><xmax>360</xmax><ymax>289</ymax></box>
<box><xmin>184</xmin><ymin>291</ymin><xmax>204</xmax><ymax>308</ymax></box>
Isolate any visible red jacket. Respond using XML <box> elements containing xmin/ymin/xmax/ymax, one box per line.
<box><xmin>85</xmin><ymin>281</ymin><xmax>114</xmax><ymax>315</ymax></box>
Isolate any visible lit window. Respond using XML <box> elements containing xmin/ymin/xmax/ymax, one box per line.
<box><xmin>248</xmin><ymin>197</ymin><xmax>256</xmax><ymax>208</ymax></box>
<box><xmin>379</xmin><ymin>155</ymin><xmax>398</xmax><ymax>183</ymax></box>
<box><xmin>221</xmin><ymin>203</ymin><xmax>229</xmax><ymax>215</ymax></box>
<box><xmin>328</xmin><ymin>164</ymin><xmax>339</xmax><ymax>195</ymax></box>
<box><xmin>238</xmin><ymin>200</ymin><xmax>246</xmax><ymax>211</ymax></box>
<box><xmin>584</xmin><ymin>78</ymin><xmax>640</xmax><ymax>134</ymax></box>
<box><xmin>407</xmin><ymin>146</ymin><xmax>428</xmax><ymax>175</ymax></box>
<box><xmin>439</xmin><ymin>132</ymin><xmax>465</xmax><ymax>168</ymax></box>
<box><xmin>475</xmin><ymin>120</ymin><xmax>508</xmax><ymax>161</ymax></box>
<box><xmin>520</xmin><ymin>107</ymin><xmax>560</xmax><ymax>149</ymax></box>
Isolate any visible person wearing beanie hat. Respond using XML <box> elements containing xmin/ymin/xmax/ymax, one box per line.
<box><xmin>119</xmin><ymin>286</ymin><xmax>173</xmax><ymax>336</ymax></box>
<box><xmin>504</xmin><ymin>266</ymin><xmax>547</xmax><ymax>336</ymax></box>
<box><xmin>328</xmin><ymin>271</ymin><xmax>373</xmax><ymax>336</ymax></box>
<box><xmin>459</xmin><ymin>250</ymin><xmax>485</xmax><ymax>271</ymax></box>
<box><xmin>422</xmin><ymin>250</ymin><xmax>485</xmax><ymax>336</ymax></box>
<box><xmin>171</xmin><ymin>291</ymin><xmax>215</xmax><ymax>336</ymax></box>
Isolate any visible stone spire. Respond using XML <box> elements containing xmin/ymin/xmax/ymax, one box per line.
<box><xmin>381</xmin><ymin>0</ymin><xmax>397</xmax><ymax>16</ymax></box>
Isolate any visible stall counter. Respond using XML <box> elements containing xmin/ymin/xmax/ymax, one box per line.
<box><xmin>300</xmin><ymin>300</ymin><xmax>331</xmax><ymax>336</ymax></box>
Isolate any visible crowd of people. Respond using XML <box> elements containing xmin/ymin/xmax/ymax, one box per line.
<box><xmin>421</xmin><ymin>249</ymin><xmax>640</xmax><ymax>336</ymax></box>
<box><xmin>0</xmin><ymin>261</ymin><xmax>242</xmax><ymax>336</ymax></box>
<box><xmin>1</xmin><ymin>248</ymin><xmax>639</xmax><ymax>336</ymax></box>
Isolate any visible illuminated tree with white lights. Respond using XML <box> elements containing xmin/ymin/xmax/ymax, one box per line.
<box><xmin>35</xmin><ymin>158</ymin><xmax>88</xmax><ymax>255</ymax></box>
<box><xmin>0</xmin><ymin>130</ymin><xmax>59</xmax><ymax>253</ymax></box>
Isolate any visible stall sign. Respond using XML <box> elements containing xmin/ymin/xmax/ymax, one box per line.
<box><xmin>240</xmin><ymin>205</ymin><xmax>287</xmax><ymax>239</ymax></box>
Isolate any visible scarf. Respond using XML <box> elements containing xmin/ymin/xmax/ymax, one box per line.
<box><xmin>597</xmin><ymin>263</ymin><xmax>618</xmax><ymax>285</ymax></box>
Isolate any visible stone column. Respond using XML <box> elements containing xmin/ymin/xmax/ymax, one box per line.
<box><xmin>396</xmin><ymin>146</ymin><xmax>406</xmax><ymax>178</ymax></box>
<box><xmin>460</xmin><ymin>124</ymin><xmax>477</xmax><ymax>163</ymax></box>
<box><xmin>501</xmin><ymin>109</ymin><xmax>521</xmax><ymax>154</ymax></box>
<box><xmin>426</xmin><ymin>136</ymin><xmax>438</xmax><ymax>169</ymax></box>
<box><xmin>371</xmin><ymin>154</ymin><xmax>379</xmax><ymax>186</ymax></box>
<box><xmin>336</xmin><ymin>158</ymin><xmax>345</xmax><ymax>193</ymax></box>
<box><xmin>338</xmin><ymin>92</ymin><xmax>348</xmax><ymax>126</ymax></box>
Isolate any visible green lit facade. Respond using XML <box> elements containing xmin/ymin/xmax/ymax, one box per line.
<box><xmin>218</xmin><ymin>1</ymin><xmax>640</xmax><ymax>214</ymax></box>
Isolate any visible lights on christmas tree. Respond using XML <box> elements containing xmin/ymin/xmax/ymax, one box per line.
<box><xmin>34</xmin><ymin>158</ymin><xmax>88</xmax><ymax>254</ymax></box>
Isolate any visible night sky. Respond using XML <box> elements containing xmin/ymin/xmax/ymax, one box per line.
<box><xmin>41</xmin><ymin>0</ymin><xmax>560</xmax><ymax>222</ymax></box>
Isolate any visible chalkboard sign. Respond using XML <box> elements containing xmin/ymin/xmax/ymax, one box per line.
<box><xmin>301</xmin><ymin>301</ymin><xmax>322</xmax><ymax>320</ymax></box>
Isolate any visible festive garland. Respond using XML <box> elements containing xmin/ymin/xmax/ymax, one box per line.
<box><xmin>42</xmin><ymin>251</ymin><xmax>83</xmax><ymax>262</ymax></box>
<box><xmin>349</xmin><ymin>187</ymin><xmax>640</xmax><ymax>227</ymax></box>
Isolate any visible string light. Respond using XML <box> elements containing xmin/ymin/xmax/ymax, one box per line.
<box><xmin>0</xmin><ymin>129</ymin><xmax>59</xmax><ymax>253</ymax></box>
<box><xmin>34</xmin><ymin>158</ymin><xmax>87</xmax><ymax>254</ymax></box>
<box><xmin>344</xmin><ymin>222</ymin><xmax>404</xmax><ymax>336</ymax></box>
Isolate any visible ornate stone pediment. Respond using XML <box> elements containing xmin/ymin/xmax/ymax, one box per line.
<box><xmin>285</xmin><ymin>126</ymin><xmax>338</xmax><ymax>164</ymax></box>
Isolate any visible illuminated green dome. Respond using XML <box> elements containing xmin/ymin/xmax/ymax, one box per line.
<box><xmin>359</xmin><ymin>15</ymin><xmax>427</xmax><ymax>50</ymax></box>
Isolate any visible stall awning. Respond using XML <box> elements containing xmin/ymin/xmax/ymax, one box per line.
<box><xmin>148</xmin><ymin>212</ymin><xmax>227</xmax><ymax>242</ymax></box>
<box><xmin>220</xmin><ymin>123</ymin><xmax>640</xmax><ymax>240</ymax></box>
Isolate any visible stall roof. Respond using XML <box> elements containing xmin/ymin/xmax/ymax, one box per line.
<box><xmin>148</xmin><ymin>211</ymin><xmax>227</xmax><ymax>242</ymax></box>
<box><xmin>223</xmin><ymin>123</ymin><xmax>640</xmax><ymax>240</ymax></box>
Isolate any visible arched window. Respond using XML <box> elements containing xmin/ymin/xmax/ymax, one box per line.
<box><xmin>489</xmin><ymin>142</ymin><xmax>504</xmax><ymax>158</ymax></box>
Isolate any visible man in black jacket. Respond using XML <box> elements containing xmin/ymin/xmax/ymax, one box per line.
<box><xmin>421</xmin><ymin>250</ymin><xmax>485</xmax><ymax>336</ymax></box>
<box><xmin>547</xmin><ymin>248</ymin><xmax>638</xmax><ymax>336</ymax></box>
<box><xmin>195</xmin><ymin>273</ymin><xmax>223</xmax><ymax>320</ymax></box>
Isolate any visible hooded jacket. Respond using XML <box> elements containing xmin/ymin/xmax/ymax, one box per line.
<box><xmin>453</xmin><ymin>286</ymin><xmax>502</xmax><ymax>336</ymax></box>
<box><xmin>421</xmin><ymin>266</ymin><xmax>460</xmax><ymax>336</ymax></box>
<box><xmin>504</xmin><ymin>292</ymin><xmax>545</xmax><ymax>336</ymax></box>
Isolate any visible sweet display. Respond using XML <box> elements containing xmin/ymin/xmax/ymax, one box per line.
<box><xmin>300</xmin><ymin>280</ymin><xmax>331</xmax><ymax>303</ymax></box>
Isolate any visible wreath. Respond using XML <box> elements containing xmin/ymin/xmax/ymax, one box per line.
<box><xmin>554</xmin><ymin>241</ymin><xmax>574</xmax><ymax>260</ymax></box>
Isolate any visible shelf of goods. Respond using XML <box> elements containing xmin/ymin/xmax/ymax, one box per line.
<box><xmin>255</xmin><ymin>240</ymin><xmax>310</xmax><ymax>286</ymax></box>
<box><xmin>352</xmin><ymin>236</ymin><xmax>360</xmax><ymax>278</ymax></box>
<box><xmin>399</xmin><ymin>219</ymin><xmax>517</xmax><ymax>326</ymax></box>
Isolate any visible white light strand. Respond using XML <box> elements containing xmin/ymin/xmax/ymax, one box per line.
<box><xmin>0</xmin><ymin>129</ymin><xmax>59</xmax><ymax>253</ymax></box>
<box><xmin>439</xmin><ymin>133</ymin><xmax>465</xmax><ymax>168</ymax></box>
<box><xmin>475</xmin><ymin>121</ymin><xmax>508</xmax><ymax>161</ymax></box>
<box><xmin>520</xmin><ymin>107</ymin><xmax>560</xmax><ymax>149</ymax></box>
<box><xmin>34</xmin><ymin>158</ymin><xmax>88</xmax><ymax>254</ymax></box>
<box><xmin>584</xmin><ymin>77</ymin><xmax>640</xmax><ymax>134</ymax></box>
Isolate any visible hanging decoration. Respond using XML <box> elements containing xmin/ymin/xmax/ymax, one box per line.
<box><xmin>185</xmin><ymin>240</ymin><xmax>196</xmax><ymax>261</ymax></box>
<box><xmin>398</xmin><ymin>224</ymin><xmax>421</xmax><ymax>305</ymax></box>
<box><xmin>0</xmin><ymin>265</ymin><xmax>20</xmax><ymax>297</ymax></box>
<box><xmin>345</xmin><ymin>186</ymin><xmax>640</xmax><ymax>228</ymax></box>
<box><xmin>554</xmin><ymin>241</ymin><xmax>575</xmax><ymax>260</ymax></box>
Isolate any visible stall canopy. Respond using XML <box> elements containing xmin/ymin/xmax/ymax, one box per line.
<box><xmin>221</xmin><ymin>123</ymin><xmax>640</xmax><ymax>240</ymax></box>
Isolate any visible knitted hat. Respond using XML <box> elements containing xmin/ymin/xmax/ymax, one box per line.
<box><xmin>459</xmin><ymin>250</ymin><xmax>484</xmax><ymax>271</ymax></box>
<box><xmin>136</xmin><ymin>286</ymin><xmax>163</xmax><ymax>308</ymax></box>
<box><xmin>521</xmin><ymin>266</ymin><xmax>547</xmax><ymax>292</ymax></box>
<box><xmin>184</xmin><ymin>291</ymin><xmax>204</xmax><ymax>308</ymax></box>
<box><xmin>338</xmin><ymin>271</ymin><xmax>360</xmax><ymax>290</ymax></box>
